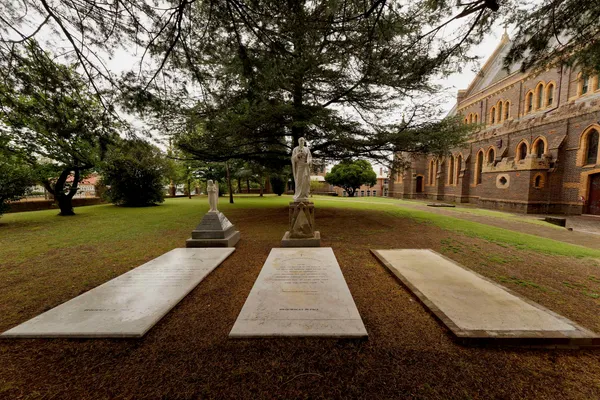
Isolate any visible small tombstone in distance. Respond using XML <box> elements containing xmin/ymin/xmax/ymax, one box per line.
<box><xmin>281</xmin><ymin>137</ymin><xmax>321</xmax><ymax>247</ymax></box>
<box><xmin>186</xmin><ymin>180</ymin><xmax>240</xmax><ymax>247</ymax></box>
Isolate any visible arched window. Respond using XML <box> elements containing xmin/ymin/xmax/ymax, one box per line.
<box><xmin>546</xmin><ymin>84</ymin><xmax>555</xmax><ymax>106</ymax></box>
<box><xmin>534</xmin><ymin>175</ymin><xmax>542</xmax><ymax>188</ymax></box>
<box><xmin>497</xmin><ymin>102</ymin><xmax>503</xmax><ymax>122</ymax></box>
<box><xmin>456</xmin><ymin>154</ymin><xmax>462</xmax><ymax>181</ymax></box>
<box><xmin>448</xmin><ymin>156</ymin><xmax>454</xmax><ymax>185</ymax></box>
<box><xmin>517</xmin><ymin>142</ymin><xmax>529</xmax><ymax>162</ymax></box>
<box><xmin>504</xmin><ymin>101</ymin><xmax>510</xmax><ymax>120</ymax></box>
<box><xmin>474</xmin><ymin>114</ymin><xmax>478</xmax><ymax>123</ymax></box>
<box><xmin>536</xmin><ymin>83</ymin><xmax>544</xmax><ymax>109</ymax></box>
<box><xmin>534</xmin><ymin>138</ymin><xmax>546</xmax><ymax>158</ymax></box>
<box><xmin>435</xmin><ymin>160</ymin><xmax>439</xmax><ymax>184</ymax></box>
<box><xmin>586</xmin><ymin>129</ymin><xmax>599</xmax><ymax>165</ymax></box>
<box><xmin>475</xmin><ymin>151</ymin><xmax>483</xmax><ymax>185</ymax></box>
<box><xmin>487</xmin><ymin>148</ymin><xmax>495</xmax><ymax>164</ymax></box>
<box><xmin>429</xmin><ymin>160</ymin><xmax>434</xmax><ymax>185</ymax></box>
<box><xmin>490</xmin><ymin>107</ymin><xmax>496</xmax><ymax>124</ymax></box>
<box><xmin>581</xmin><ymin>75</ymin><xmax>590</xmax><ymax>95</ymax></box>
<box><xmin>526</xmin><ymin>92</ymin><xmax>534</xmax><ymax>113</ymax></box>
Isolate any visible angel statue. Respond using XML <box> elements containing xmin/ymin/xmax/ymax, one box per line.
<box><xmin>207</xmin><ymin>179</ymin><xmax>219</xmax><ymax>212</ymax></box>
<box><xmin>291</xmin><ymin>137</ymin><xmax>312</xmax><ymax>202</ymax></box>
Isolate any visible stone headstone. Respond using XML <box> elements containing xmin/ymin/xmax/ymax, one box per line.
<box><xmin>186</xmin><ymin>211</ymin><xmax>240</xmax><ymax>247</ymax></box>
<box><xmin>229</xmin><ymin>247</ymin><xmax>367</xmax><ymax>338</ymax></box>
<box><xmin>2</xmin><ymin>248</ymin><xmax>235</xmax><ymax>338</ymax></box>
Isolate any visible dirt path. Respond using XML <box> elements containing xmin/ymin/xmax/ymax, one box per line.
<box><xmin>321</xmin><ymin>198</ymin><xmax>600</xmax><ymax>250</ymax></box>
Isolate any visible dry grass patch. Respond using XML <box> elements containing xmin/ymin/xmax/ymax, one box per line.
<box><xmin>0</xmin><ymin>199</ymin><xmax>599</xmax><ymax>399</ymax></box>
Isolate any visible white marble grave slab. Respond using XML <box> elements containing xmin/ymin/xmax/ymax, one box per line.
<box><xmin>229</xmin><ymin>248</ymin><xmax>367</xmax><ymax>338</ymax></box>
<box><xmin>372</xmin><ymin>249</ymin><xmax>599</xmax><ymax>346</ymax></box>
<box><xmin>2</xmin><ymin>248</ymin><xmax>235</xmax><ymax>338</ymax></box>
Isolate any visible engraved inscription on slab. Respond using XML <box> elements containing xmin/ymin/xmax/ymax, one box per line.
<box><xmin>2</xmin><ymin>248</ymin><xmax>235</xmax><ymax>338</ymax></box>
<box><xmin>229</xmin><ymin>248</ymin><xmax>367</xmax><ymax>338</ymax></box>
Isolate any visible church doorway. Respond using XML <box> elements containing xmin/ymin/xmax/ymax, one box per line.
<box><xmin>587</xmin><ymin>173</ymin><xmax>600</xmax><ymax>215</ymax></box>
<box><xmin>416</xmin><ymin>176</ymin><xmax>424</xmax><ymax>193</ymax></box>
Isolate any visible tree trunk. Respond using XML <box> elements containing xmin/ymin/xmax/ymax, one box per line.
<box><xmin>57</xmin><ymin>194</ymin><xmax>75</xmax><ymax>216</ymax></box>
<box><xmin>246</xmin><ymin>178</ymin><xmax>250</xmax><ymax>193</ymax></box>
<box><xmin>53</xmin><ymin>168</ymin><xmax>80</xmax><ymax>216</ymax></box>
<box><xmin>237</xmin><ymin>178</ymin><xmax>242</xmax><ymax>193</ymax></box>
<box><xmin>225</xmin><ymin>161</ymin><xmax>234</xmax><ymax>204</ymax></box>
<box><xmin>187</xmin><ymin>179</ymin><xmax>192</xmax><ymax>199</ymax></box>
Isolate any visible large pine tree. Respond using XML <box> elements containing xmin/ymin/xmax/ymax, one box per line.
<box><xmin>1</xmin><ymin>0</ymin><xmax>508</xmax><ymax>168</ymax></box>
<box><xmin>120</xmin><ymin>0</ymin><xmax>497</xmax><ymax>168</ymax></box>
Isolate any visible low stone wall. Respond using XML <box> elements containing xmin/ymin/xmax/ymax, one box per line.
<box><xmin>394</xmin><ymin>191</ymin><xmax>583</xmax><ymax>215</ymax></box>
<box><xmin>6</xmin><ymin>198</ymin><xmax>105</xmax><ymax>213</ymax></box>
<box><xmin>312</xmin><ymin>191</ymin><xmax>338</xmax><ymax>196</ymax></box>
<box><xmin>477</xmin><ymin>198</ymin><xmax>583</xmax><ymax>215</ymax></box>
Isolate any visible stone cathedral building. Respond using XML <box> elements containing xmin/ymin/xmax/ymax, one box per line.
<box><xmin>389</xmin><ymin>33</ymin><xmax>600</xmax><ymax>215</ymax></box>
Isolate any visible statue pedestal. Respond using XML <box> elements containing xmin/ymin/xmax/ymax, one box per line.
<box><xmin>281</xmin><ymin>201</ymin><xmax>321</xmax><ymax>247</ymax></box>
<box><xmin>186</xmin><ymin>211</ymin><xmax>240</xmax><ymax>248</ymax></box>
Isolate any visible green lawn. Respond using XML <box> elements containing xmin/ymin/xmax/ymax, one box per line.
<box><xmin>1</xmin><ymin>195</ymin><xmax>598</xmax><ymax>265</ymax></box>
<box><xmin>320</xmin><ymin>195</ymin><xmax>561</xmax><ymax>228</ymax></box>
<box><xmin>2</xmin><ymin>195</ymin><xmax>600</xmax><ymax>399</ymax></box>
<box><xmin>314</xmin><ymin>196</ymin><xmax>600</xmax><ymax>258</ymax></box>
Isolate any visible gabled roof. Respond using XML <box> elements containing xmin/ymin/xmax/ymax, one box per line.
<box><xmin>462</xmin><ymin>31</ymin><xmax>515</xmax><ymax>100</ymax></box>
<box><xmin>66</xmin><ymin>173</ymin><xmax>100</xmax><ymax>185</ymax></box>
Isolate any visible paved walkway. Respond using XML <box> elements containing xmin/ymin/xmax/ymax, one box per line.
<box><xmin>320</xmin><ymin>197</ymin><xmax>600</xmax><ymax>250</ymax></box>
<box><xmin>564</xmin><ymin>215</ymin><xmax>600</xmax><ymax>236</ymax></box>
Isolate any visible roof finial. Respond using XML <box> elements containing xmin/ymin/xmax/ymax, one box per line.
<box><xmin>501</xmin><ymin>24</ymin><xmax>509</xmax><ymax>41</ymax></box>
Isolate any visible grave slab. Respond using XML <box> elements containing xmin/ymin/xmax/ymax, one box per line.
<box><xmin>2</xmin><ymin>248</ymin><xmax>235</xmax><ymax>338</ymax></box>
<box><xmin>229</xmin><ymin>247</ymin><xmax>367</xmax><ymax>338</ymax></box>
<box><xmin>371</xmin><ymin>249</ymin><xmax>600</xmax><ymax>347</ymax></box>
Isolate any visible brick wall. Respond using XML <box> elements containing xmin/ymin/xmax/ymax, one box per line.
<box><xmin>391</xmin><ymin>63</ymin><xmax>600</xmax><ymax>215</ymax></box>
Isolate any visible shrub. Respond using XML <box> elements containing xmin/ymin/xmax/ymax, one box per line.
<box><xmin>102</xmin><ymin>139</ymin><xmax>168</xmax><ymax>206</ymax></box>
<box><xmin>0</xmin><ymin>157</ymin><xmax>35</xmax><ymax>216</ymax></box>
<box><xmin>270</xmin><ymin>175</ymin><xmax>287</xmax><ymax>196</ymax></box>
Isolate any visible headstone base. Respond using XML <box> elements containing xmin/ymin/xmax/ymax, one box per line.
<box><xmin>186</xmin><ymin>230</ymin><xmax>240</xmax><ymax>248</ymax></box>
<box><xmin>281</xmin><ymin>231</ymin><xmax>320</xmax><ymax>247</ymax></box>
<box><xmin>283</xmin><ymin>201</ymin><xmax>320</xmax><ymax>247</ymax></box>
<box><xmin>186</xmin><ymin>211</ymin><xmax>240</xmax><ymax>248</ymax></box>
